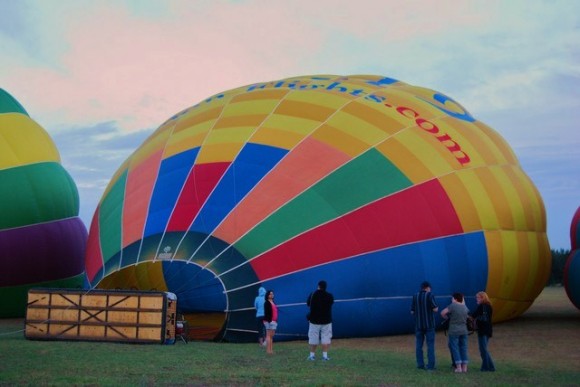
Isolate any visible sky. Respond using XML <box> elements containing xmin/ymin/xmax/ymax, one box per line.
<box><xmin>1</xmin><ymin>0</ymin><xmax>578</xmax><ymax>250</ymax></box>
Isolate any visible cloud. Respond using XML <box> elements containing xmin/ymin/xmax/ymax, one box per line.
<box><xmin>1</xmin><ymin>0</ymin><xmax>578</xmax><ymax>249</ymax></box>
<box><xmin>50</xmin><ymin>120</ymin><xmax>151</xmax><ymax>224</ymax></box>
<box><xmin>2</xmin><ymin>0</ymin><xmax>327</xmax><ymax>132</ymax></box>
<box><xmin>3</xmin><ymin>0</ymin><xmax>578</xmax><ymax>135</ymax></box>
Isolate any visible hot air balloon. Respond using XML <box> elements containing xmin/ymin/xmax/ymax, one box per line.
<box><xmin>85</xmin><ymin>75</ymin><xmax>550</xmax><ymax>341</ymax></box>
<box><xmin>564</xmin><ymin>207</ymin><xmax>580</xmax><ymax>309</ymax></box>
<box><xmin>0</xmin><ymin>89</ymin><xmax>87</xmax><ymax>318</ymax></box>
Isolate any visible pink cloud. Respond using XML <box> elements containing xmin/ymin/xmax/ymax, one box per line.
<box><xmin>1</xmin><ymin>1</ymin><xmax>491</xmax><ymax>133</ymax></box>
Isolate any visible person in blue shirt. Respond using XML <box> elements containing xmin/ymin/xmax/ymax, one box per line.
<box><xmin>254</xmin><ymin>286</ymin><xmax>266</xmax><ymax>346</ymax></box>
<box><xmin>410</xmin><ymin>281</ymin><xmax>439</xmax><ymax>370</ymax></box>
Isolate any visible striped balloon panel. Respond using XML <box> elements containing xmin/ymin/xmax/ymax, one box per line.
<box><xmin>0</xmin><ymin>89</ymin><xmax>87</xmax><ymax>317</ymax></box>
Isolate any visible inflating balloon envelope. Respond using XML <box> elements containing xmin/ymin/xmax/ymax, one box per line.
<box><xmin>85</xmin><ymin>75</ymin><xmax>551</xmax><ymax>341</ymax></box>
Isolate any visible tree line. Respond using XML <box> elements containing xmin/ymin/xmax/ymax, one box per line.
<box><xmin>548</xmin><ymin>248</ymin><xmax>572</xmax><ymax>286</ymax></box>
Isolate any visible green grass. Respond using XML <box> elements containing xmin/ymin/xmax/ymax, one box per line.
<box><xmin>1</xmin><ymin>287</ymin><xmax>579</xmax><ymax>386</ymax></box>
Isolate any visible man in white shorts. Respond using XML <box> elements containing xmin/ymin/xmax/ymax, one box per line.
<box><xmin>306</xmin><ymin>280</ymin><xmax>334</xmax><ymax>361</ymax></box>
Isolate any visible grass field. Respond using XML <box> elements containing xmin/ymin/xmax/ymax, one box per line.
<box><xmin>0</xmin><ymin>287</ymin><xmax>578</xmax><ymax>386</ymax></box>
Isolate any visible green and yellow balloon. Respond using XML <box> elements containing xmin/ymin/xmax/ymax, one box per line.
<box><xmin>0</xmin><ymin>89</ymin><xmax>87</xmax><ymax>317</ymax></box>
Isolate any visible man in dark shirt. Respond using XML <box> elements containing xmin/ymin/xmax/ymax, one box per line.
<box><xmin>410</xmin><ymin>281</ymin><xmax>438</xmax><ymax>370</ymax></box>
<box><xmin>307</xmin><ymin>280</ymin><xmax>334</xmax><ymax>361</ymax></box>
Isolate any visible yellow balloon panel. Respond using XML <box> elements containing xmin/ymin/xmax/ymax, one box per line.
<box><xmin>0</xmin><ymin>114</ymin><xmax>60</xmax><ymax>168</ymax></box>
<box><xmin>485</xmin><ymin>230</ymin><xmax>550</xmax><ymax>320</ymax></box>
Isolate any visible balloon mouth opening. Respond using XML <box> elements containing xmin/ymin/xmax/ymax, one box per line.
<box><xmin>96</xmin><ymin>260</ymin><xmax>229</xmax><ymax>340</ymax></box>
<box><xmin>91</xmin><ymin>231</ymin><xmax>261</xmax><ymax>341</ymax></box>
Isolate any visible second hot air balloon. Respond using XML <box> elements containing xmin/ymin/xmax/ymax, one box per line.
<box><xmin>0</xmin><ymin>89</ymin><xmax>87</xmax><ymax>317</ymax></box>
<box><xmin>564</xmin><ymin>207</ymin><xmax>580</xmax><ymax>309</ymax></box>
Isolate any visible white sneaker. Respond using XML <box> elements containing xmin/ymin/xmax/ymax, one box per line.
<box><xmin>322</xmin><ymin>356</ymin><xmax>330</xmax><ymax>361</ymax></box>
<box><xmin>307</xmin><ymin>355</ymin><xmax>316</xmax><ymax>361</ymax></box>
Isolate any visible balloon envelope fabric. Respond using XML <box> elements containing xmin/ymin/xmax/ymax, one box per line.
<box><xmin>0</xmin><ymin>89</ymin><xmax>87</xmax><ymax>317</ymax></box>
<box><xmin>85</xmin><ymin>75</ymin><xmax>550</xmax><ymax>341</ymax></box>
<box><xmin>564</xmin><ymin>207</ymin><xmax>580</xmax><ymax>309</ymax></box>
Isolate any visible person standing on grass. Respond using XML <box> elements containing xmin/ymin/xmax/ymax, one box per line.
<box><xmin>307</xmin><ymin>280</ymin><xmax>334</xmax><ymax>361</ymax></box>
<box><xmin>471</xmin><ymin>291</ymin><xmax>495</xmax><ymax>372</ymax></box>
<box><xmin>410</xmin><ymin>281</ymin><xmax>438</xmax><ymax>370</ymax></box>
<box><xmin>254</xmin><ymin>286</ymin><xmax>266</xmax><ymax>346</ymax></box>
<box><xmin>263</xmin><ymin>290</ymin><xmax>278</xmax><ymax>355</ymax></box>
<box><xmin>441</xmin><ymin>292</ymin><xmax>470</xmax><ymax>373</ymax></box>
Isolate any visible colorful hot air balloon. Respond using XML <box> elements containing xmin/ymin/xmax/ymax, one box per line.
<box><xmin>0</xmin><ymin>89</ymin><xmax>87</xmax><ymax>318</ymax></box>
<box><xmin>85</xmin><ymin>75</ymin><xmax>550</xmax><ymax>341</ymax></box>
<box><xmin>564</xmin><ymin>207</ymin><xmax>580</xmax><ymax>309</ymax></box>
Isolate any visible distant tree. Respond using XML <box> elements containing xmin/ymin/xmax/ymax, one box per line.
<box><xmin>547</xmin><ymin>248</ymin><xmax>571</xmax><ymax>286</ymax></box>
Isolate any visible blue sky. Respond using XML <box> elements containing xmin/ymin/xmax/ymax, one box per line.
<box><xmin>1</xmin><ymin>0</ymin><xmax>578</xmax><ymax>249</ymax></box>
